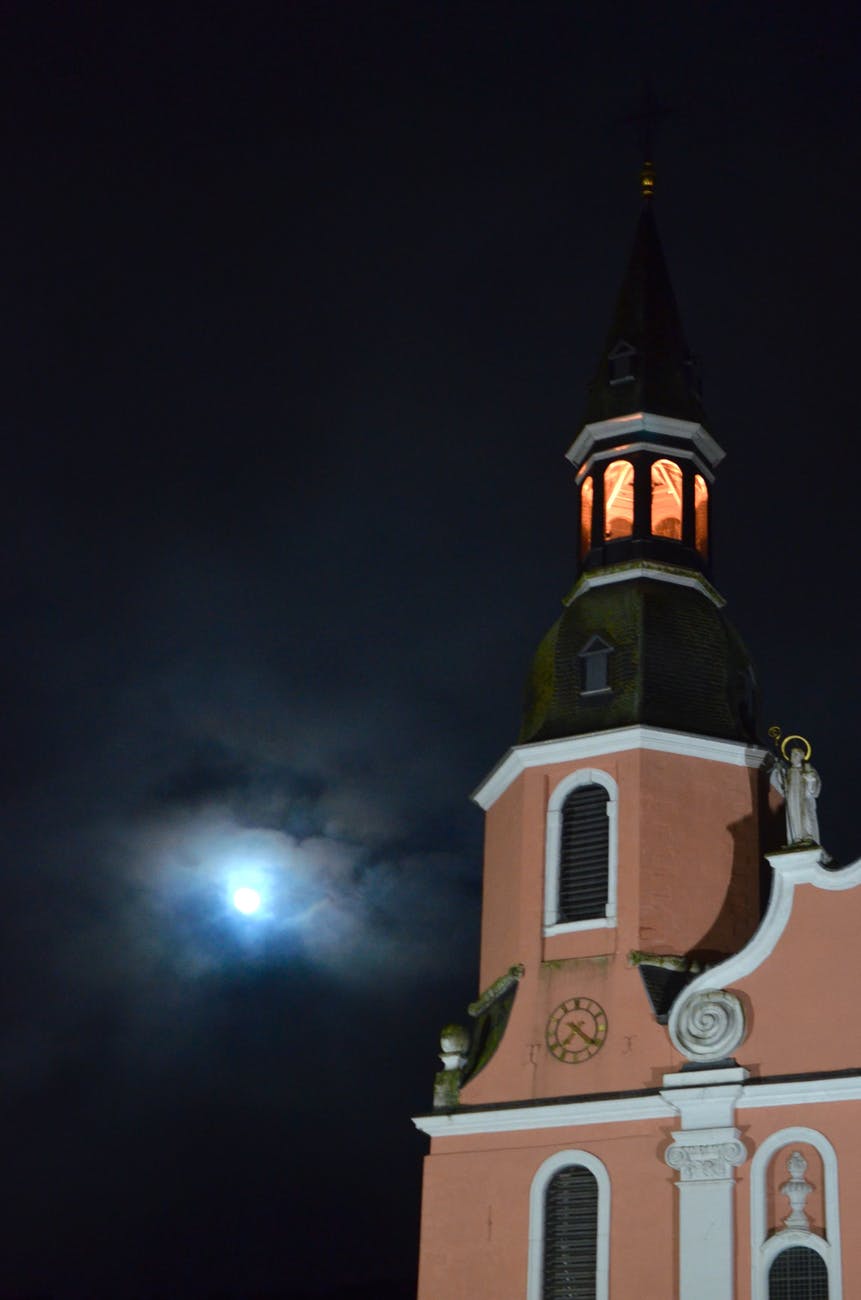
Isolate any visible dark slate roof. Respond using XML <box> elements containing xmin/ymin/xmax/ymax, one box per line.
<box><xmin>581</xmin><ymin>203</ymin><xmax>707</xmax><ymax>426</ymax></box>
<box><xmin>519</xmin><ymin>576</ymin><xmax>758</xmax><ymax>745</ymax></box>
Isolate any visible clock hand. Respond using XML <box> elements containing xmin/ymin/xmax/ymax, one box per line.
<box><xmin>562</xmin><ymin>1020</ymin><xmax>598</xmax><ymax>1048</ymax></box>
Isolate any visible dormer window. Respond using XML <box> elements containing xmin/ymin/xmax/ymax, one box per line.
<box><xmin>608</xmin><ymin>339</ymin><xmax>636</xmax><ymax>385</ymax></box>
<box><xmin>579</xmin><ymin>635</ymin><xmax>613</xmax><ymax>695</ymax></box>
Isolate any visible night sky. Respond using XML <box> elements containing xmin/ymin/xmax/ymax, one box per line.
<box><xmin>2</xmin><ymin>4</ymin><xmax>860</xmax><ymax>1298</ymax></box>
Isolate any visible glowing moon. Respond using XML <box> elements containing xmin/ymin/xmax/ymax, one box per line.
<box><xmin>232</xmin><ymin>886</ymin><xmax>262</xmax><ymax>915</ymax></box>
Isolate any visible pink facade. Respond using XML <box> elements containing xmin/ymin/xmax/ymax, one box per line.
<box><xmin>469</xmin><ymin>741</ymin><xmax>766</xmax><ymax>1107</ymax></box>
<box><xmin>415</xmin><ymin>739</ymin><xmax>861</xmax><ymax>1298</ymax></box>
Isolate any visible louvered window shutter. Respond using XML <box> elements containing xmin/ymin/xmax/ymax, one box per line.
<box><xmin>543</xmin><ymin>1165</ymin><xmax>598</xmax><ymax>1300</ymax></box>
<box><xmin>558</xmin><ymin>785</ymin><xmax>609</xmax><ymax>923</ymax></box>
<box><xmin>768</xmin><ymin>1246</ymin><xmax>829</xmax><ymax>1299</ymax></box>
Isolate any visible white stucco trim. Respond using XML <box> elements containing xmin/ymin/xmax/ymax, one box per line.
<box><xmin>573</xmin><ymin>441</ymin><xmax>716</xmax><ymax>484</ymax></box>
<box><xmin>761</xmin><ymin>1228</ymin><xmax>831</xmax><ymax>1269</ymax></box>
<box><xmin>472</xmin><ymin>726</ymin><xmax>768</xmax><ymax>811</ymax></box>
<box><xmin>565</xmin><ymin>411</ymin><xmax>725</xmax><ymax>473</ymax></box>
<box><xmin>741</xmin><ymin>1076</ymin><xmax>861</xmax><ymax>1108</ymax></box>
<box><xmin>661</xmin><ymin>1081</ymin><xmax>745</xmax><ymax>1130</ymax></box>
<box><xmin>526</xmin><ymin>1149</ymin><xmax>611</xmax><ymax>1300</ymax></box>
<box><xmin>412</xmin><ymin>1092</ymin><xmax>675</xmax><ymax>1137</ymax></box>
<box><xmin>668</xmin><ymin>847</ymin><xmax>861</xmax><ymax>1058</ymax></box>
<box><xmin>543</xmin><ymin>768</ymin><xmax>618</xmax><ymax>934</ymax></box>
<box><xmin>569</xmin><ymin>562</ymin><xmax>725</xmax><ymax>607</ymax></box>
<box><xmin>412</xmin><ymin>1074</ymin><xmax>861</xmax><ymax>1138</ymax></box>
<box><xmin>750</xmin><ymin>1126</ymin><xmax>842</xmax><ymax>1300</ymax></box>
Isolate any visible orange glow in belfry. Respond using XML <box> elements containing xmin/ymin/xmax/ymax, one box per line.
<box><xmin>695</xmin><ymin>474</ymin><xmax>709</xmax><ymax>556</ymax></box>
<box><xmin>580</xmin><ymin>475</ymin><xmax>593</xmax><ymax>556</ymax></box>
<box><xmin>651</xmin><ymin>458</ymin><xmax>683</xmax><ymax>539</ymax></box>
<box><xmin>603</xmin><ymin>460</ymin><xmax>634</xmax><ymax>539</ymax></box>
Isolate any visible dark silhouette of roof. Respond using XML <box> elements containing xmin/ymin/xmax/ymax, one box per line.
<box><xmin>582</xmin><ymin>201</ymin><xmax>706</xmax><ymax>426</ymax></box>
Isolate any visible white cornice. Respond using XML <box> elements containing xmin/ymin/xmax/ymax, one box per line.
<box><xmin>472</xmin><ymin>727</ymin><xmax>768</xmax><ymax>811</ymax></box>
<box><xmin>566</xmin><ymin>562</ymin><xmax>725</xmax><ymax>608</ymax></box>
<box><xmin>566</xmin><ymin>412</ymin><xmax>725</xmax><ymax>473</ymax></box>
<box><xmin>668</xmin><ymin>847</ymin><xmax>861</xmax><ymax>1057</ymax></box>
<box><xmin>412</xmin><ymin>1074</ymin><xmax>861</xmax><ymax>1139</ymax></box>
<box><xmin>741</xmin><ymin>1076</ymin><xmax>861</xmax><ymax>1109</ymax></box>
<box><xmin>572</xmin><ymin>441</ymin><xmax>715</xmax><ymax>484</ymax></box>
<box><xmin>413</xmin><ymin>1093</ymin><xmax>674</xmax><ymax>1137</ymax></box>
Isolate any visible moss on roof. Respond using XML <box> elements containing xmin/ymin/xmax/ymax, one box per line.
<box><xmin>519</xmin><ymin>576</ymin><xmax>758</xmax><ymax>745</ymax></box>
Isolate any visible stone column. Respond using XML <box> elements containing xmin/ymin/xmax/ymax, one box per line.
<box><xmin>661</xmin><ymin>1069</ymin><xmax>748</xmax><ymax>1300</ymax></box>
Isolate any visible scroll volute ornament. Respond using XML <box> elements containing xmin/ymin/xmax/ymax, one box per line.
<box><xmin>669</xmin><ymin>987</ymin><xmax>746</xmax><ymax>1062</ymax></box>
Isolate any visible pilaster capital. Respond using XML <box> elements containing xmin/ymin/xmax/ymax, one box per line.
<box><xmin>665</xmin><ymin>1127</ymin><xmax>747</xmax><ymax>1182</ymax></box>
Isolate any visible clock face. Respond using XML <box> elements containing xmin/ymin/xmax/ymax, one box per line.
<box><xmin>546</xmin><ymin>996</ymin><xmax>608</xmax><ymax>1064</ymax></box>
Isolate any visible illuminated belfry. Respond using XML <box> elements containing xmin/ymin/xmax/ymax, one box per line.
<box><xmin>521</xmin><ymin>163</ymin><xmax>755</xmax><ymax>757</ymax></box>
<box><xmin>413</xmin><ymin>165</ymin><xmax>861</xmax><ymax>1300</ymax></box>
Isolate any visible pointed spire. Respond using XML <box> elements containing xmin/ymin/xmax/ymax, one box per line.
<box><xmin>581</xmin><ymin>183</ymin><xmax>705</xmax><ymax>427</ymax></box>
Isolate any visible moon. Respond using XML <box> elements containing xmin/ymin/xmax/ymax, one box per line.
<box><xmin>232</xmin><ymin>886</ymin><xmax>262</xmax><ymax>915</ymax></box>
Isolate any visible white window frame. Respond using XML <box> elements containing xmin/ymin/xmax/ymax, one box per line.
<box><xmin>544</xmin><ymin>768</ymin><xmax>618</xmax><ymax>936</ymax></box>
<box><xmin>527</xmin><ymin>1149</ymin><xmax>610</xmax><ymax>1300</ymax></box>
<box><xmin>579</xmin><ymin>634</ymin><xmax>613</xmax><ymax>696</ymax></box>
<box><xmin>750</xmin><ymin>1126</ymin><xmax>842</xmax><ymax>1300</ymax></box>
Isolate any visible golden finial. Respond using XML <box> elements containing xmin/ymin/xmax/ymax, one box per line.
<box><xmin>640</xmin><ymin>159</ymin><xmax>656</xmax><ymax>200</ymax></box>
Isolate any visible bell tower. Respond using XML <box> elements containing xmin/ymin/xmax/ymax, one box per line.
<box><xmin>414</xmin><ymin>166</ymin><xmax>770</xmax><ymax>1300</ymax></box>
<box><xmin>464</xmin><ymin>169</ymin><xmax>768</xmax><ymax>1084</ymax></box>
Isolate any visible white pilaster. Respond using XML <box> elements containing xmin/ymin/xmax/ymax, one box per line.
<box><xmin>661</xmin><ymin>1071</ymin><xmax>748</xmax><ymax>1300</ymax></box>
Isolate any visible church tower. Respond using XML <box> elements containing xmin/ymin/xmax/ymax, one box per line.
<box><xmin>413</xmin><ymin>167</ymin><xmax>861</xmax><ymax>1300</ymax></box>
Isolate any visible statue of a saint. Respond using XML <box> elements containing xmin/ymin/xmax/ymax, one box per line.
<box><xmin>770</xmin><ymin>739</ymin><xmax>821</xmax><ymax>846</ymax></box>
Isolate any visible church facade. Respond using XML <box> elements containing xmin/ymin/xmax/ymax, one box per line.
<box><xmin>413</xmin><ymin>167</ymin><xmax>861</xmax><ymax>1300</ymax></box>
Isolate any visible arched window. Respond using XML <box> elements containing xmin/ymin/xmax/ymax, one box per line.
<box><xmin>768</xmin><ymin>1245</ymin><xmax>829</xmax><ymax>1298</ymax></box>
<box><xmin>580</xmin><ymin>476</ymin><xmax>593</xmax><ymax>557</ymax></box>
<box><xmin>603</xmin><ymin>460</ymin><xmax>634</xmax><ymax>540</ymax></box>
<box><xmin>650</xmin><ymin>458</ymin><xmax>683</xmax><ymax>539</ymax></box>
<box><xmin>544</xmin><ymin>770</ymin><xmax>618</xmax><ymax>934</ymax></box>
<box><xmin>751</xmin><ymin>1129</ymin><xmax>842</xmax><ymax>1300</ymax></box>
<box><xmin>544</xmin><ymin>1167</ymin><xmax>598</xmax><ymax>1298</ymax></box>
<box><xmin>527</xmin><ymin>1151</ymin><xmax>610</xmax><ymax>1300</ymax></box>
<box><xmin>694</xmin><ymin>474</ymin><xmax>709</xmax><ymax>557</ymax></box>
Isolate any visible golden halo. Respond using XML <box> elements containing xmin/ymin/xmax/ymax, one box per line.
<box><xmin>780</xmin><ymin>734</ymin><xmax>812</xmax><ymax>762</ymax></box>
